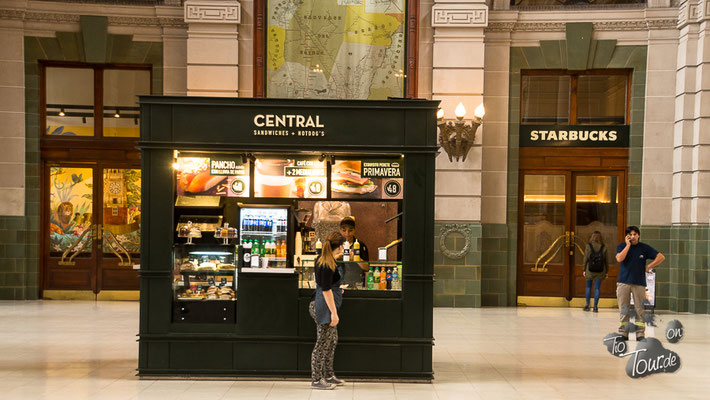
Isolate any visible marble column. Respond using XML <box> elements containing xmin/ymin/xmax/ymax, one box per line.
<box><xmin>184</xmin><ymin>0</ymin><xmax>241</xmax><ymax>97</ymax></box>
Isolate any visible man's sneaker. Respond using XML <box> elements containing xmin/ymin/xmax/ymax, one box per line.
<box><xmin>583</xmin><ymin>306</ymin><xmax>590</xmax><ymax>311</ymax></box>
<box><xmin>593</xmin><ymin>307</ymin><xmax>599</xmax><ymax>313</ymax></box>
<box><xmin>311</xmin><ymin>379</ymin><xmax>336</xmax><ymax>390</ymax></box>
<box><xmin>326</xmin><ymin>376</ymin><xmax>346</xmax><ymax>386</ymax></box>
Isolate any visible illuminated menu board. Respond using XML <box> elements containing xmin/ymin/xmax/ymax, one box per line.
<box><xmin>175</xmin><ymin>156</ymin><xmax>249</xmax><ymax>197</ymax></box>
<box><xmin>331</xmin><ymin>159</ymin><xmax>403</xmax><ymax>199</ymax></box>
<box><xmin>254</xmin><ymin>157</ymin><xmax>327</xmax><ymax>198</ymax></box>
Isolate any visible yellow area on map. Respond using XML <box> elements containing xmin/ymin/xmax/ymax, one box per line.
<box><xmin>343</xmin><ymin>5</ymin><xmax>401</xmax><ymax>47</ymax></box>
<box><xmin>268</xmin><ymin>25</ymin><xmax>286</xmax><ymax>71</ymax></box>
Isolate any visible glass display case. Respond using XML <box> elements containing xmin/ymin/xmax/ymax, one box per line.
<box><xmin>297</xmin><ymin>260</ymin><xmax>402</xmax><ymax>291</ymax></box>
<box><xmin>172</xmin><ymin>243</ymin><xmax>237</xmax><ymax>323</ymax></box>
<box><xmin>239</xmin><ymin>206</ymin><xmax>290</xmax><ymax>269</ymax></box>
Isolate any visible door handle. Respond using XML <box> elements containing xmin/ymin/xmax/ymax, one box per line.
<box><xmin>569</xmin><ymin>231</ymin><xmax>575</xmax><ymax>255</ymax></box>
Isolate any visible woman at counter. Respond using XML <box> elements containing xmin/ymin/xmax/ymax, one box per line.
<box><xmin>310</xmin><ymin>231</ymin><xmax>347</xmax><ymax>390</ymax></box>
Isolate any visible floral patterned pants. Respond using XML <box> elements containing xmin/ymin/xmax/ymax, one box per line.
<box><xmin>309</xmin><ymin>300</ymin><xmax>338</xmax><ymax>382</ymax></box>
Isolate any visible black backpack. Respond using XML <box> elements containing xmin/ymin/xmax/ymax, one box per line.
<box><xmin>588</xmin><ymin>244</ymin><xmax>605</xmax><ymax>273</ymax></box>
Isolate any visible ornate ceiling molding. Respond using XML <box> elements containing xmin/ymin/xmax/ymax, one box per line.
<box><xmin>184</xmin><ymin>1</ymin><xmax>241</xmax><ymax>24</ymax></box>
<box><xmin>487</xmin><ymin>18</ymin><xmax>678</xmax><ymax>33</ymax></box>
<box><xmin>0</xmin><ymin>8</ymin><xmax>185</xmax><ymax>28</ymax></box>
<box><xmin>432</xmin><ymin>4</ymin><xmax>488</xmax><ymax>28</ymax></box>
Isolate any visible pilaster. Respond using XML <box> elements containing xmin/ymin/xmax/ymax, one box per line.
<box><xmin>184</xmin><ymin>1</ymin><xmax>241</xmax><ymax>97</ymax></box>
<box><xmin>432</xmin><ymin>0</ymin><xmax>488</xmax><ymax>223</ymax></box>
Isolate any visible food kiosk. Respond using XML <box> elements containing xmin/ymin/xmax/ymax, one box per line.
<box><xmin>137</xmin><ymin>96</ymin><xmax>439</xmax><ymax>379</ymax></box>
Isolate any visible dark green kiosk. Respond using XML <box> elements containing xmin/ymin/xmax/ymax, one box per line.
<box><xmin>137</xmin><ymin>96</ymin><xmax>439</xmax><ymax>380</ymax></box>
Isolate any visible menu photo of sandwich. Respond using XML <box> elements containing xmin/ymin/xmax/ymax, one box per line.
<box><xmin>331</xmin><ymin>160</ymin><xmax>378</xmax><ymax>198</ymax></box>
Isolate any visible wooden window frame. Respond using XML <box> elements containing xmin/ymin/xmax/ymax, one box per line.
<box><xmin>40</xmin><ymin>60</ymin><xmax>152</xmax><ymax>151</ymax></box>
<box><xmin>520</xmin><ymin>69</ymin><xmax>632</xmax><ymax>125</ymax></box>
<box><xmin>252</xmin><ymin>0</ymin><xmax>418</xmax><ymax>99</ymax></box>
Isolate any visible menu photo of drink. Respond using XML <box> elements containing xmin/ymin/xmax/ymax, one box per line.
<box><xmin>175</xmin><ymin>156</ymin><xmax>250</xmax><ymax>197</ymax></box>
<box><xmin>331</xmin><ymin>159</ymin><xmax>403</xmax><ymax>199</ymax></box>
<box><xmin>254</xmin><ymin>157</ymin><xmax>326</xmax><ymax>198</ymax></box>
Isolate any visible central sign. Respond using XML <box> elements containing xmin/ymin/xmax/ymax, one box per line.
<box><xmin>519</xmin><ymin>125</ymin><xmax>630</xmax><ymax>147</ymax></box>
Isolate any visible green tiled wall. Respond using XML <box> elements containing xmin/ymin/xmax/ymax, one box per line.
<box><xmin>433</xmin><ymin>222</ymin><xmax>482</xmax><ymax>307</ymax></box>
<box><xmin>481</xmin><ymin>224</ymin><xmax>510</xmax><ymax>306</ymax></box>
<box><xmin>643</xmin><ymin>225</ymin><xmax>710</xmax><ymax>314</ymax></box>
<box><xmin>0</xmin><ymin>17</ymin><xmax>163</xmax><ymax>300</ymax></box>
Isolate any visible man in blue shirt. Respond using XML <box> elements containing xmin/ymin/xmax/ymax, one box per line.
<box><xmin>615</xmin><ymin>226</ymin><xmax>665</xmax><ymax>341</ymax></box>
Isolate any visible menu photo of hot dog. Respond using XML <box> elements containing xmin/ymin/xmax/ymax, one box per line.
<box><xmin>175</xmin><ymin>157</ymin><xmax>250</xmax><ymax>197</ymax></box>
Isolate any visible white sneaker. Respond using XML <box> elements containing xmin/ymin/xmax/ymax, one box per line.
<box><xmin>311</xmin><ymin>379</ymin><xmax>336</xmax><ymax>390</ymax></box>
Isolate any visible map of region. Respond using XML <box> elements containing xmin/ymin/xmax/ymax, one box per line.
<box><xmin>267</xmin><ymin>0</ymin><xmax>405</xmax><ymax>100</ymax></box>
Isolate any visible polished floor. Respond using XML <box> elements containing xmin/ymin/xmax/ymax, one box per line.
<box><xmin>0</xmin><ymin>301</ymin><xmax>708</xmax><ymax>399</ymax></box>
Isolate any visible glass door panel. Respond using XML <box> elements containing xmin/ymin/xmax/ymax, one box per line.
<box><xmin>573</xmin><ymin>174</ymin><xmax>622</xmax><ymax>298</ymax></box>
<box><xmin>49</xmin><ymin>167</ymin><xmax>94</xmax><ymax>255</ymax></box>
<box><xmin>102</xmin><ymin>168</ymin><xmax>141</xmax><ymax>256</ymax></box>
<box><xmin>523</xmin><ymin>175</ymin><xmax>566</xmax><ymax>266</ymax></box>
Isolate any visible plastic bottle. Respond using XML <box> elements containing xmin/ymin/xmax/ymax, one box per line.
<box><xmin>373</xmin><ymin>266</ymin><xmax>380</xmax><ymax>287</ymax></box>
<box><xmin>315</xmin><ymin>238</ymin><xmax>322</xmax><ymax>256</ymax></box>
<box><xmin>266</xmin><ymin>219</ymin><xmax>274</xmax><ymax>233</ymax></box>
<box><xmin>392</xmin><ymin>266</ymin><xmax>399</xmax><ymax>290</ymax></box>
<box><xmin>343</xmin><ymin>241</ymin><xmax>351</xmax><ymax>262</ymax></box>
<box><xmin>353</xmin><ymin>240</ymin><xmax>361</xmax><ymax>262</ymax></box>
<box><xmin>367</xmin><ymin>267</ymin><xmax>374</xmax><ymax>290</ymax></box>
<box><xmin>379</xmin><ymin>268</ymin><xmax>386</xmax><ymax>290</ymax></box>
<box><xmin>242</xmin><ymin>241</ymin><xmax>252</xmax><ymax>267</ymax></box>
<box><xmin>386</xmin><ymin>268</ymin><xmax>393</xmax><ymax>290</ymax></box>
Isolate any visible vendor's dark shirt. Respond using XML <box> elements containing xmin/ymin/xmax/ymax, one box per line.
<box><xmin>314</xmin><ymin>258</ymin><xmax>341</xmax><ymax>291</ymax></box>
<box><xmin>616</xmin><ymin>241</ymin><xmax>659</xmax><ymax>286</ymax></box>
<box><xmin>354</xmin><ymin>238</ymin><xmax>370</xmax><ymax>262</ymax></box>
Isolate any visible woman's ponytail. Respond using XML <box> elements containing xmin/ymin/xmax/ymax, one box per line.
<box><xmin>317</xmin><ymin>231</ymin><xmax>345</xmax><ymax>271</ymax></box>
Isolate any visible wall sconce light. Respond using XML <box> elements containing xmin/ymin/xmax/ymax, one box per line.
<box><xmin>437</xmin><ymin>102</ymin><xmax>485</xmax><ymax>162</ymax></box>
<box><xmin>114</xmin><ymin>109</ymin><xmax>121</xmax><ymax>118</ymax></box>
<box><xmin>58</xmin><ymin>108</ymin><xmax>66</xmax><ymax>117</ymax></box>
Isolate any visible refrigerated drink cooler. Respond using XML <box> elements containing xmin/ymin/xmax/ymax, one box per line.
<box><xmin>239</xmin><ymin>206</ymin><xmax>290</xmax><ymax>268</ymax></box>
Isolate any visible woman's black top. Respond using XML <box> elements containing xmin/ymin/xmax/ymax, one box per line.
<box><xmin>314</xmin><ymin>257</ymin><xmax>340</xmax><ymax>291</ymax></box>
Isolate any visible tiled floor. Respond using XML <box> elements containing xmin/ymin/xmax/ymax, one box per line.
<box><xmin>0</xmin><ymin>301</ymin><xmax>708</xmax><ymax>399</ymax></box>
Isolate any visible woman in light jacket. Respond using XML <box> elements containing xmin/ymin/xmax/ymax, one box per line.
<box><xmin>583</xmin><ymin>231</ymin><xmax>609</xmax><ymax>312</ymax></box>
<box><xmin>309</xmin><ymin>231</ymin><xmax>346</xmax><ymax>390</ymax></box>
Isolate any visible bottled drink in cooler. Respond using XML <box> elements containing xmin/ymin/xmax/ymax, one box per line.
<box><xmin>392</xmin><ymin>266</ymin><xmax>399</xmax><ymax>290</ymax></box>
<box><xmin>266</xmin><ymin>219</ymin><xmax>273</xmax><ymax>233</ymax></box>
<box><xmin>367</xmin><ymin>267</ymin><xmax>374</xmax><ymax>290</ymax></box>
<box><xmin>373</xmin><ymin>267</ymin><xmax>380</xmax><ymax>286</ymax></box>
<box><xmin>386</xmin><ymin>268</ymin><xmax>392</xmax><ymax>290</ymax></box>
<box><xmin>379</xmin><ymin>268</ymin><xmax>386</xmax><ymax>290</ymax></box>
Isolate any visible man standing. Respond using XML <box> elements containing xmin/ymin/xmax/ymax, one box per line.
<box><xmin>615</xmin><ymin>226</ymin><xmax>665</xmax><ymax>341</ymax></box>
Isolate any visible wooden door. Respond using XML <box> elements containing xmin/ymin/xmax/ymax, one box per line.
<box><xmin>517</xmin><ymin>170</ymin><xmax>626</xmax><ymax>300</ymax></box>
<box><xmin>42</xmin><ymin>163</ymin><xmax>140</xmax><ymax>294</ymax></box>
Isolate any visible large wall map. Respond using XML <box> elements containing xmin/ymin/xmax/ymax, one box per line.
<box><xmin>267</xmin><ymin>0</ymin><xmax>405</xmax><ymax>100</ymax></box>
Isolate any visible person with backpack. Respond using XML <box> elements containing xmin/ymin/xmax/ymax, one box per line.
<box><xmin>583</xmin><ymin>231</ymin><xmax>608</xmax><ymax>312</ymax></box>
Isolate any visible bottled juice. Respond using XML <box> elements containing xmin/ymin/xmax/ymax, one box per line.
<box><xmin>353</xmin><ymin>240</ymin><xmax>361</xmax><ymax>261</ymax></box>
<box><xmin>379</xmin><ymin>268</ymin><xmax>386</xmax><ymax>290</ymax></box>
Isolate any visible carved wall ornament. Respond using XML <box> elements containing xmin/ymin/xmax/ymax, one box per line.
<box><xmin>432</xmin><ymin>4</ymin><xmax>488</xmax><ymax>27</ymax></box>
<box><xmin>184</xmin><ymin>1</ymin><xmax>241</xmax><ymax>24</ymax></box>
<box><xmin>439</xmin><ymin>224</ymin><xmax>472</xmax><ymax>260</ymax></box>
